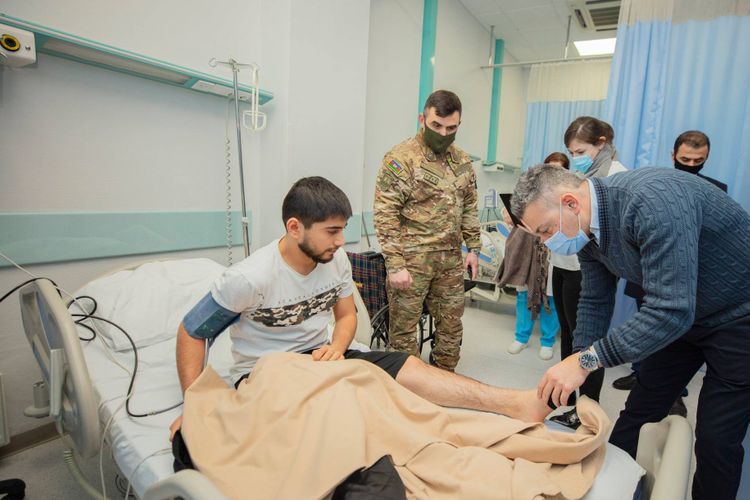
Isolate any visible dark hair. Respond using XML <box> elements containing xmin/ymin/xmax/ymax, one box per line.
<box><xmin>564</xmin><ymin>116</ymin><xmax>614</xmax><ymax>147</ymax></box>
<box><xmin>282</xmin><ymin>176</ymin><xmax>352</xmax><ymax>228</ymax></box>
<box><xmin>423</xmin><ymin>90</ymin><xmax>462</xmax><ymax>118</ymax></box>
<box><xmin>674</xmin><ymin>130</ymin><xmax>710</xmax><ymax>153</ymax></box>
<box><xmin>543</xmin><ymin>152</ymin><xmax>570</xmax><ymax>170</ymax></box>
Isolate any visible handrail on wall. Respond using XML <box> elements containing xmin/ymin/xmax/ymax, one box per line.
<box><xmin>0</xmin><ymin>13</ymin><xmax>274</xmax><ymax>104</ymax></box>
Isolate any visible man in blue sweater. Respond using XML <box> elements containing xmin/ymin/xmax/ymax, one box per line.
<box><xmin>617</xmin><ymin>130</ymin><xmax>727</xmax><ymax>418</ymax></box>
<box><xmin>511</xmin><ymin>164</ymin><xmax>750</xmax><ymax>500</ymax></box>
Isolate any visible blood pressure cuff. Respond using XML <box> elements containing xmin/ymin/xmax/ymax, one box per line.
<box><xmin>183</xmin><ymin>292</ymin><xmax>240</xmax><ymax>339</ymax></box>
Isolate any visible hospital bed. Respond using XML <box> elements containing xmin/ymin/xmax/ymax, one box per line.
<box><xmin>18</xmin><ymin>258</ymin><xmax>693</xmax><ymax>499</ymax></box>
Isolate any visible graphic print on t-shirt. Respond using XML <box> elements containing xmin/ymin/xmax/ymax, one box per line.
<box><xmin>249</xmin><ymin>285</ymin><xmax>343</xmax><ymax>327</ymax></box>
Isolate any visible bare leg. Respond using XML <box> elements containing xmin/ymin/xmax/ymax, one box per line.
<box><xmin>395</xmin><ymin>356</ymin><xmax>552</xmax><ymax>422</ymax></box>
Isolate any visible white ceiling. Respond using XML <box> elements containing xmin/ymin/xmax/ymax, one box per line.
<box><xmin>459</xmin><ymin>0</ymin><xmax>618</xmax><ymax>63</ymax></box>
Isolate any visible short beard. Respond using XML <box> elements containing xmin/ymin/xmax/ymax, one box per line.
<box><xmin>298</xmin><ymin>238</ymin><xmax>334</xmax><ymax>264</ymax></box>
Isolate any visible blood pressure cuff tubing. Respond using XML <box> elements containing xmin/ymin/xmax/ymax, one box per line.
<box><xmin>183</xmin><ymin>292</ymin><xmax>240</xmax><ymax>339</ymax></box>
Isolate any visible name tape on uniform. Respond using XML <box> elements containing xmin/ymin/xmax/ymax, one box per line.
<box><xmin>424</xmin><ymin>172</ymin><xmax>441</xmax><ymax>186</ymax></box>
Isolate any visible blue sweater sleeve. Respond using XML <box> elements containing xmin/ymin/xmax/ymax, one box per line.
<box><xmin>593</xmin><ymin>188</ymin><xmax>700</xmax><ymax>367</ymax></box>
<box><xmin>572</xmin><ymin>249</ymin><xmax>618</xmax><ymax>353</ymax></box>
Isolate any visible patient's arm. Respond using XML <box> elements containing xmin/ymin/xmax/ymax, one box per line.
<box><xmin>171</xmin><ymin>321</ymin><xmax>207</xmax><ymax>441</ymax></box>
<box><xmin>176</xmin><ymin>321</ymin><xmax>207</xmax><ymax>393</ymax></box>
<box><xmin>312</xmin><ymin>295</ymin><xmax>356</xmax><ymax>361</ymax></box>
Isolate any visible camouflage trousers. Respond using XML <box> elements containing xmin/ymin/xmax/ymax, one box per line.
<box><xmin>386</xmin><ymin>249</ymin><xmax>465</xmax><ymax>370</ymax></box>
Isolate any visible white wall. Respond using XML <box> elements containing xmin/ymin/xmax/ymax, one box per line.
<box><xmin>433</xmin><ymin>0</ymin><xmax>492</xmax><ymax>160</ymax></box>
<box><xmin>435</xmin><ymin>0</ymin><xmax>529</xmax><ymax>205</ymax></box>
<box><xmin>361</xmin><ymin>0</ymin><xmax>423</xmax><ymax>232</ymax></box>
<box><xmin>0</xmin><ymin>2</ymin><xmax>262</xmax><ymax>213</ymax></box>
<box><xmin>252</xmin><ymin>0</ymin><xmax>371</xmax><ymax>246</ymax></box>
<box><xmin>0</xmin><ymin>0</ymin><xmax>371</xmax><ymax>437</ymax></box>
<box><xmin>0</xmin><ymin>0</ymin><xmax>261</xmax><ymax>436</ymax></box>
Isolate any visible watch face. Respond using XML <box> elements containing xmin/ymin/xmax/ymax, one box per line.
<box><xmin>580</xmin><ymin>352</ymin><xmax>598</xmax><ymax>371</ymax></box>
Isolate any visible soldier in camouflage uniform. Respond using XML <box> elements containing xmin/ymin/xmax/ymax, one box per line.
<box><xmin>373</xmin><ymin>90</ymin><xmax>481</xmax><ymax>371</ymax></box>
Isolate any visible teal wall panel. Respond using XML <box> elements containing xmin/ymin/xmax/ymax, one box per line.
<box><xmin>484</xmin><ymin>38</ymin><xmax>504</xmax><ymax>166</ymax></box>
<box><xmin>344</xmin><ymin>213</ymin><xmax>377</xmax><ymax>243</ymax></box>
<box><xmin>361</xmin><ymin>212</ymin><xmax>376</xmax><ymax>236</ymax></box>
<box><xmin>344</xmin><ymin>214</ymin><xmax>362</xmax><ymax>243</ymax></box>
<box><xmin>417</xmin><ymin>0</ymin><xmax>438</xmax><ymax>124</ymax></box>
<box><xmin>0</xmin><ymin>211</ymin><xmax>384</xmax><ymax>265</ymax></box>
<box><xmin>0</xmin><ymin>211</ymin><xmax>246</xmax><ymax>267</ymax></box>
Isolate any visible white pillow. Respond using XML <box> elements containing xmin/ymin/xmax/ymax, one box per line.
<box><xmin>584</xmin><ymin>443</ymin><xmax>645</xmax><ymax>500</ymax></box>
<box><xmin>73</xmin><ymin>258</ymin><xmax>226</xmax><ymax>352</ymax></box>
<box><xmin>545</xmin><ymin>420</ymin><xmax>645</xmax><ymax>500</ymax></box>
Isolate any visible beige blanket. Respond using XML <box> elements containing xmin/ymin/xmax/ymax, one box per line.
<box><xmin>182</xmin><ymin>353</ymin><xmax>608</xmax><ymax>499</ymax></box>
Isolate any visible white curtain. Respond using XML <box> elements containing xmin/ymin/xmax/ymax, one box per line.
<box><xmin>527</xmin><ymin>60</ymin><xmax>611</xmax><ymax>103</ymax></box>
<box><xmin>522</xmin><ymin>60</ymin><xmax>611</xmax><ymax>169</ymax></box>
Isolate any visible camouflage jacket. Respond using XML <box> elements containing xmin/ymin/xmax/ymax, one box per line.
<box><xmin>373</xmin><ymin>132</ymin><xmax>481</xmax><ymax>272</ymax></box>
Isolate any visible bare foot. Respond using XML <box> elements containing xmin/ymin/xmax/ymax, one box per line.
<box><xmin>513</xmin><ymin>389</ymin><xmax>554</xmax><ymax>423</ymax></box>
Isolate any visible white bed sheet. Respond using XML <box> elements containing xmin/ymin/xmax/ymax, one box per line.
<box><xmin>81</xmin><ymin>329</ymin><xmax>236</xmax><ymax>498</ymax></box>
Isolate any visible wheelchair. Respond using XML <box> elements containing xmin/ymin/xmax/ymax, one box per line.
<box><xmin>369</xmin><ymin>280</ymin><xmax>477</xmax><ymax>354</ymax></box>
<box><xmin>348</xmin><ymin>250</ymin><xmax>475</xmax><ymax>355</ymax></box>
<box><xmin>369</xmin><ymin>301</ymin><xmax>431</xmax><ymax>352</ymax></box>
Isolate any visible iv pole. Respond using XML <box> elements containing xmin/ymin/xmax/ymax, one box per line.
<box><xmin>209</xmin><ymin>57</ymin><xmax>261</xmax><ymax>259</ymax></box>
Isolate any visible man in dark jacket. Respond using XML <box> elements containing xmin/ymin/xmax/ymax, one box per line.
<box><xmin>511</xmin><ymin>164</ymin><xmax>750</xmax><ymax>500</ymax></box>
<box><xmin>671</xmin><ymin>130</ymin><xmax>727</xmax><ymax>191</ymax></box>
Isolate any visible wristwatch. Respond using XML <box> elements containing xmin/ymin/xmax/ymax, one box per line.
<box><xmin>469</xmin><ymin>248</ymin><xmax>481</xmax><ymax>257</ymax></box>
<box><xmin>578</xmin><ymin>347</ymin><xmax>600</xmax><ymax>372</ymax></box>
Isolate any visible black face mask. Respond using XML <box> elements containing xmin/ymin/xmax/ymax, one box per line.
<box><xmin>422</xmin><ymin>125</ymin><xmax>456</xmax><ymax>155</ymax></box>
<box><xmin>674</xmin><ymin>160</ymin><xmax>705</xmax><ymax>174</ymax></box>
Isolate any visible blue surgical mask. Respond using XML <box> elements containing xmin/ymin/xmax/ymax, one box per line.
<box><xmin>544</xmin><ymin>202</ymin><xmax>590</xmax><ymax>255</ymax></box>
<box><xmin>571</xmin><ymin>154</ymin><xmax>593</xmax><ymax>173</ymax></box>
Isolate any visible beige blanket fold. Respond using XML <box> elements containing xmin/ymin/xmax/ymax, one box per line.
<box><xmin>182</xmin><ymin>353</ymin><xmax>609</xmax><ymax>500</ymax></box>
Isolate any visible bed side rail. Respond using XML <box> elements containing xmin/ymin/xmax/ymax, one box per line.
<box><xmin>142</xmin><ymin>469</ymin><xmax>227</xmax><ymax>500</ymax></box>
<box><xmin>636</xmin><ymin>415</ymin><xmax>693</xmax><ymax>500</ymax></box>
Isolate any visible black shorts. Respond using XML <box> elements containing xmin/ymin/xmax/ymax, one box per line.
<box><xmin>234</xmin><ymin>349</ymin><xmax>410</xmax><ymax>388</ymax></box>
<box><xmin>341</xmin><ymin>349</ymin><xmax>409</xmax><ymax>379</ymax></box>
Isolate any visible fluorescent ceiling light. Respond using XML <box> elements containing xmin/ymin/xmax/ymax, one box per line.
<box><xmin>573</xmin><ymin>37</ymin><xmax>617</xmax><ymax>56</ymax></box>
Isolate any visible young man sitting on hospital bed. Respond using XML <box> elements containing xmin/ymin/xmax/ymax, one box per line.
<box><xmin>170</xmin><ymin>176</ymin><xmax>552</xmax><ymax>438</ymax></box>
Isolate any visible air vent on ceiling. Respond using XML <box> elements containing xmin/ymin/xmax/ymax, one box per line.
<box><xmin>570</xmin><ymin>1</ymin><xmax>620</xmax><ymax>32</ymax></box>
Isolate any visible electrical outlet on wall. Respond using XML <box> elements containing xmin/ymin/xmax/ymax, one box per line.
<box><xmin>0</xmin><ymin>372</ymin><xmax>9</xmax><ymax>446</ymax></box>
<box><xmin>0</xmin><ymin>23</ymin><xmax>36</xmax><ymax>67</ymax></box>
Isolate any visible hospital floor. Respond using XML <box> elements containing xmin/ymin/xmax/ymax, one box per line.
<box><xmin>0</xmin><ymin>296</ymin><xmax>703</xmax><ymax>499</ymax></box>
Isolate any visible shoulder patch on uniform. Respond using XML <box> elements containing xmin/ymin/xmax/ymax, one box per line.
<box><xmin>454</xmin><ymin>162</ymin><xmax>474</xmax><ymax>176</ymax></box>
<box><xmin>377</xmin><ymin>174</ymin><xmax>395</xmax><ymax>190</ymax></box>
<box><xmin>386</xmin><ymin>159</ymin><xmax>404</xmax><ymax>176</ymax></box>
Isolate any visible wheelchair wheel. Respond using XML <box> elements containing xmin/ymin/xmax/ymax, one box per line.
<box><xmin>370</xmin><ymin>304</ymin><xmax>432</xmax><ymax>353</ymax></box>
<box><xmin>417</xmin><ymin>313</ymin><xmax>433</xmax><ymax>354</ymax></box>
<box><xmin>370</xmin><ymin>305</ymin><xmax>390</xmax><ymax>349</ymax></box>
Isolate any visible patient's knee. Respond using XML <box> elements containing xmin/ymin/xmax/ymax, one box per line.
<box><xmin>394</xmin><ymin>355</ymin><xmax>426</xmax><ymax>384</ymax></box>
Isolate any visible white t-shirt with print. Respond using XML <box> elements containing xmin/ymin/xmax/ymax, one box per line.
<box><xmin>210</xmin><ymin>239</ymin><xmax>353</xmax><ymax>382</ymax></box>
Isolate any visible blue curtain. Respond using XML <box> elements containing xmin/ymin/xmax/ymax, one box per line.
<box><xmin>606</xmin><ymin>15</ymin><xmax>750</xmax><ymax>209</ymax></box>
<box><xmin>521</xmin><ymin>100</ymin><xmax>605</xmax><ymax>169</ymax></box>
